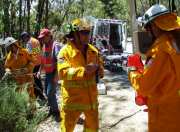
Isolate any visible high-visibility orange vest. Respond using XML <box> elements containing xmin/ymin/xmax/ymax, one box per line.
<box><xmin>41</xmin><ymin>42</ymin><xmax>56</xmax><ymax>73</ymax></box>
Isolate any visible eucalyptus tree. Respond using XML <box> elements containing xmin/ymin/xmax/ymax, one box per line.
<box><xmin>2</xmin><ymin>0</ymin><xmax>11</xmax><ymax>37</ymax></box>
<box><xmin>99</xmin><ymin>0</ymin><xmax>116</xmax><ymax>18</ymax></box>
<box><xmin>135</xmin><ymin>0</ymin><xmax>180</xmax><ymax>16</ymax></box>
<box><xmin>19</xmin><ymin>0</ymin><xmax>22</xmax><ymax>34</ymax></box>
<box><xmin>83</xmin><ymin>0</ymin><xmax>105</xmax><ymax>18</ymax></box>
<box><xmin>27</xmin><ymin>0</ymin><xmax>31</xmax><ymax>32</ymax></box>
<box><xmin>44</xmin><ymin>0</ymin><xmax>49</xmax><ymax>27</ymax></box>
<box><xmin>47</xmin><ymin>0</ymin><xmax>76</xmax><ymax>29</ymax></box>
<box><xmin>34</xmin><ymin>0</ymin><xmax>46</xmax><ymax>37</ymax></box>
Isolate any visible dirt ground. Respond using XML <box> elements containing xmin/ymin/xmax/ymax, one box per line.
<box><xmin>37</xmin><ymin>70</ymin><xmax>148</xmax><ymax>132</ymax></box>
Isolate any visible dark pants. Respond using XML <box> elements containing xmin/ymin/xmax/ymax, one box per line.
<box><xmin>45</xmin><ymin>70</ymin><xmax>59</xmax><ymax>112</ymax></box>
<box><xmin>33</xmin><ymin>65</ymin><xmax>46</xmax><ymax>100</ymax></box>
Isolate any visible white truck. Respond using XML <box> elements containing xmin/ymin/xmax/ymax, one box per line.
<box><xmin>88</xmin><ymin>18</ymin><xmax>130</xmax><ymax>72</ymax></box>
<box><xmin>91</xmin><ymin>18</ymin><xmax>127</xmax><ymax>54</ymax></box>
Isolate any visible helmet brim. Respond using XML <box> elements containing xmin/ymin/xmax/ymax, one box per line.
<box><xmin>4</xmin><ymin>37</ymin><xmax>18</xmax><ymax>48</ymax></box>
<box><xmin>154</xmin><ymin>13</ymin><xmax>180</xmax><ymax>31</ymax></box>
<box><xmin>144</xmin><ymin>11</ymin><xmax>170</xmax><ymax>27</ymax></box>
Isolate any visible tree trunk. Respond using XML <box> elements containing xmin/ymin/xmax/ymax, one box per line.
<box><xmin>171</xmin><ymin>0</ymin><xmax>176</xmax><ymax>12</ymax></box>
<box><xmin>19</xmin><ymin>0</ymin><xmax>22</xmax><ymax>34</ymax></box>
<box><xmin>44</xmin><ymin>0</ymin><xmax>49</xmax><ymax>28</ymax></box>
<box><xmin>149</xmin><ymin>0</ymin><xmax>156</xmax><ymax>6</ymax></box>
<box><xmin>57</xmin><ymin>0</ymin><xmax>75</xmax><ymax>29</ymax></box>
<box><xmin>3</xmin><ymin>0</ymin><xmax>11</xmax><ymax>37</ymax></box>
<box><xmin>23</xmin><ymin>0</ymin><xmax>27</xmax><ymax>31</ymax></box>
<box><xmin>35</xmin><ymin>0</ymin><xmax>46</xmax><ymax>37</ymax></box>
<box><xmin>10</xmin><ymin>2</ymin><xmax>16</xmax><ymax>36</ymax></box>
<box><xmin>128</xmin><ymin>0</ymin><xmax>138</xmax><ymax>53</ymax></box>
<box><xmin>27</xmin><ymin>0</ymin><xmax>31</xmax><ymax>32</ymax></box>
<box><xmin>81</xmin><ymin>0</ymin><xmax>84</xmax><ymax>17</ymax></box>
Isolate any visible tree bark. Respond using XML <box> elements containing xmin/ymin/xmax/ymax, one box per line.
<box><xmin>19</xmin><ymin>0</ymin><xmax>22</xmax><ymax>34</ymax></box>
<box><xmin>35</xmin><ymin>0</ymin><xmax>46</xmax><ymax>37</ymax></box>
<box><xmin>128</xmin><ymin>0</ymin><xmax>138</xmax><ymax>53</ymax></box>
<box><xmin>27</xmin><ymin>0</ymin><xmax>31</xmax><ymax>32</ymax></box>
<box><xmin>149</xmin><ymin>0</ymin><xmax>156</xmax><ymax>6</ymax></box>
<box><xmin>57</xmin><ymin>0</ymin><xmax>75</xmax><ymax>29</ymax></box>
<box><xmin>3</xmin><ymin>0</ymin><xmax>11</xmax><ymax>37</ymax></box>
<box><xmin>10</xmin><ymin>1</ymin><xmax>16</xmax><ymax>36</ymax></box>
<box><xmin>44</xmin><ymin>0</ymin><xmax>49</xmax><ymax>28</ymax></box>
<box><xmin>23</xmin><ymin>0</ymin><xmax>27</xmax><ymax>31</ymax></box>
<box><xmin>171</xmin><ymin>0</ymin><xmax>176</xmax><ymax>12</ymax></box>
<box><xmin>81</xmin><ymin>0</ymin><xmax>84</xmax><ymax>17</ymax></box>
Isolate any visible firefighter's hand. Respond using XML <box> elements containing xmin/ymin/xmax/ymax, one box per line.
<box><xmin>85</xmin><ymin>64</ymin><xmax>99</xmax><ymax>76</ymax></box>
<box><xmin>36</xmin><ymin>71</ymin><xmax>41</xmax><ymax>79</ymax></box>
<box><xmin>2</xmin><ymin>68</ymin><xmax>13</xmax><ymax>80</ymax></box>
<box><xmin>5</xmin><ymin>68</ymin><xmax>12</xmax><ymax>75</ymax></box>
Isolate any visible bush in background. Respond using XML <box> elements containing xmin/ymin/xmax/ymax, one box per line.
<box><xmin>0</xmin><ymin>74</ymin><xmax>47</xmax><ymax>132</ymax></box>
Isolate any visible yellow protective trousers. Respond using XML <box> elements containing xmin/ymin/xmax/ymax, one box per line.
<box><xmin>61</xmin><ymin>109</ymin><xmax>98</xmax><ymax>132</ymax></box>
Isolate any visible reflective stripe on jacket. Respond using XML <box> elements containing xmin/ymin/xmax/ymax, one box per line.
<box><xmin>62</xmin><ymin>79</ymin><xmax>96</xmax><ymax>88</ymax></box>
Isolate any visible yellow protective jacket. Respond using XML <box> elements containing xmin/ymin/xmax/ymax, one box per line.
<box><xmin>5</xmin><ymin>47</ymin><xmax>35</xmax><ymax>97</ymax></box>
<box><xmin>129</xmin><ymin>33</ymin><xmax>180</xmax><ymax>132</ymax></box>
<box><xmin>57</xmin><ymin>41</ymin><xmax>104</xmax><ymax>111</ymax></box>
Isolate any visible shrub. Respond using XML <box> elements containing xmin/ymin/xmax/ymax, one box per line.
<box><xmin>0</xmin><ymin>74</ymin><xmax>47</xmax><ymax>132</ymax></box>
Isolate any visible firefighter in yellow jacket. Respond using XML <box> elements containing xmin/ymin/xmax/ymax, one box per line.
<box><xmin>4</xmin><ymin>37</ymin><xmax>35</xmax><ymax>98</ymax></box>
<box><xmin>57</xmin><ymin>18</ymin><xmax>104</xmax><ymax>132</ymax></box>
<box><xmin>129</xmin><ymin>4</ymin><xmax>180</xmax><ymax>132</ymax></box>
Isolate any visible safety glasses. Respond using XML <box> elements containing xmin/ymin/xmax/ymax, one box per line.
<box><xmin>79</xmin><ymin>30</ymin><xmax>90</xmax><ymax>35</ymax></box>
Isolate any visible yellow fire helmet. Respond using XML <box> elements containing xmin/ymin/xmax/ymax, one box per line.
<box><xmin>63</xmin><ymin>17</ymin><xmax>94</xmax><ymax>37</ymax></box>
<box><xmin>71</xmin><ymin>18</ymin><xmax>91</xmax><ymax>32</ymax></box>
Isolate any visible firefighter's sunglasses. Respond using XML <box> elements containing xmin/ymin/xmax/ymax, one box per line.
<box><xmin>79</xmin><ymin>30</ymin><xmax>90</xmax><ymax>35</ymax></box>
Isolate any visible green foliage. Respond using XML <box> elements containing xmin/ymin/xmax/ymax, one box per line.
<box><xmin>0</xmin><ymin>74</ymin><xmax>47</xmax><ymax>132</ymax></box>
<box><xmin>48</xmin><ymin>11</ymin><xmax>63</xmax><ymax>28</ymax></box>
<box><xmin>0</xmin><ymin>75</ymin><xmax>28</xmax><ymax>131</ymax></box>
<box><xmin>83</xmin><ymin>0</ymin><xmax>105</xmax><ymax>18</ymax></box>
<box><xmin>1</xmin><ymin>0</ymin><xmax>180</xmax><ymax>37</ymax></box>
<box><xmin>99</xmin><ymin>0</ymin><xmax>117</xmax><ymax>18</ymax></box>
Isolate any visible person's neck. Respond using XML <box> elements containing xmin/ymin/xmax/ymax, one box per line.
<box><xmin>45</xmin><ymin>39</ymin><xmax>53</xmax><ymax>45</ymax></box>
